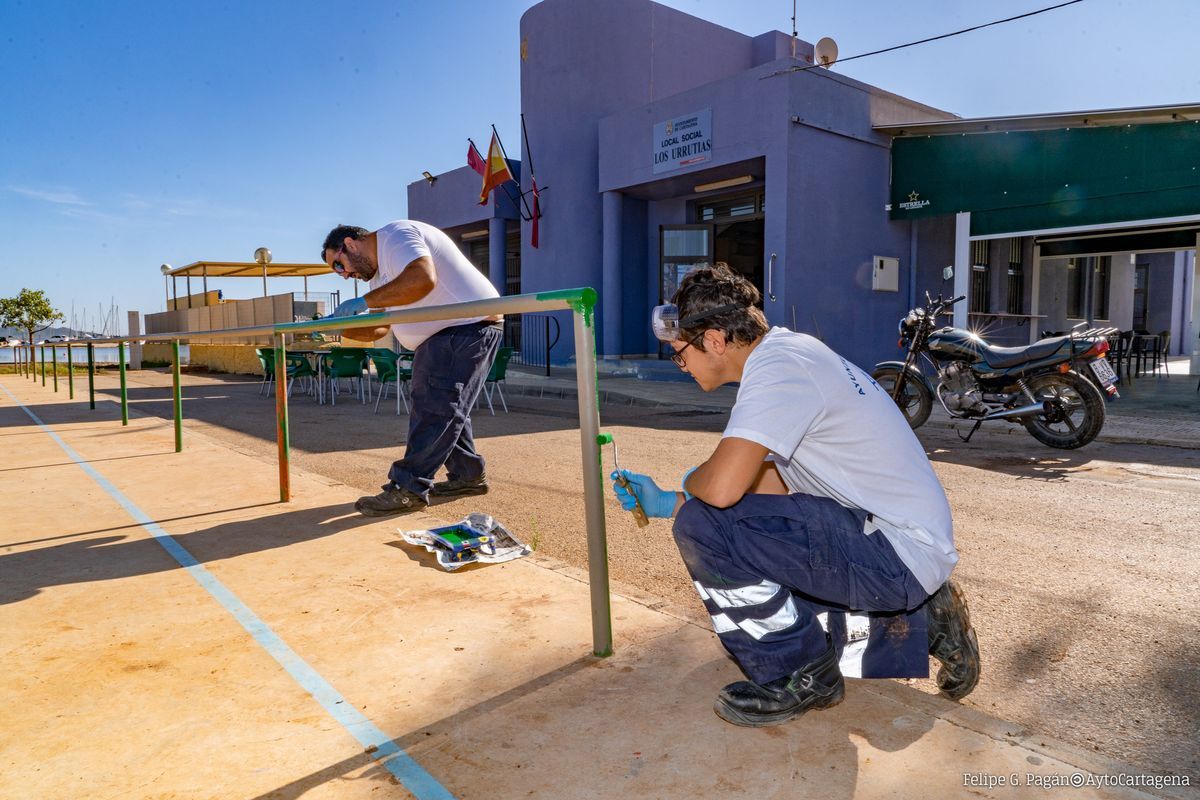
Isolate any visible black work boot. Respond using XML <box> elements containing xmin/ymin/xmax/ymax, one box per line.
<box><xmin>714</xmin><ymin>640</ymin><xmax>845</xmax><ymax>727</ymax></box>
<box><xmin>927</xmin><ymin>580</ymin><xmax>981</xmax><ymax>700</ymax></box>
<box><xmin>430</xmin><ymin>475</ymin><xmax>489</xmax><ymax>498</ymax></box>
<box><xmin>354</xmin><ymin>484</ymin><xmax>428</xmax><ymax>517</ymax></box>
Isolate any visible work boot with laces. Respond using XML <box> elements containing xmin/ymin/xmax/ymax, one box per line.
<box><xmin>354</xmin><ymin>484</ymin><xmax>428</xmax><ymax>517</ymax></box>
<box><xmin>714</xmin><ymin>639</ymin><xmax>844</xmax><ymax>727</ymax></box>
<box><xmin>927</xmin><ymin>579</ymin><xmax>981</xmax><ymax>700</ymax></box>
<box><xmin>430</xmin><ymin>475</ymin><xmax>489</xmax><ymax>498</ymax></box>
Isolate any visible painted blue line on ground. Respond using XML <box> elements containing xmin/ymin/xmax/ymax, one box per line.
<box><xmin>1</xmin><ymin>384</ymin><xmax>455</xmax><ymax>800</ymax></box>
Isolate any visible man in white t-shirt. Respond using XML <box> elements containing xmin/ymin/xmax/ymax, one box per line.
<box><xmin>320</xmin><ymin>221</ymin><xmax>502</xmax><ymax>516</ymax></box>
<box><xmin>611</xmin><ymin>263</ymin><xmax>980</xmax><ymax>727</ymax></box>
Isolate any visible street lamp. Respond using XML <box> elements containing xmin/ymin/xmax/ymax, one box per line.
<box><xmin>160</xmin><ymin>264</ymin><xmax>172</xmax><ymax>311</ymax></box>
<box><xmin>254</xmin><ymin>247</ymin><xmax>272</xmax><ymax>296</ymax></box>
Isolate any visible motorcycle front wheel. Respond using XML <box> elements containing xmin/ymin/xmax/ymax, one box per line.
<box><xmin>871</xmin><ymin>366</ymin><xmax>932</xmax><ymax>429</ymax></box>
<box><xmin>1021</xmin><ymin>371</ymin><xmax>1106</xmax><ymax>449</ymax></box>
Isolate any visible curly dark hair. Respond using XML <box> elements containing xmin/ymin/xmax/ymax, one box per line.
<box><xmin>673</xmin><ymin>262</ymin><xmax>768</xmax><ymax>350</ymax></box>
<box><xmin>320</xmin><ymin>225</ymin><xmax>370</xmax><ymax>261</ymax></box>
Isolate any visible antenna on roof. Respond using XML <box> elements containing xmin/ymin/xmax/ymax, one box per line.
<box><xmin>791</xmin><ymin>0</ymin><xmax>797</xmax><ymax>59</ymax></box>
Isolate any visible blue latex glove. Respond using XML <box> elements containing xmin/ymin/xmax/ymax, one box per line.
<box><xmin>331</xmin><ymin>296</ymin><xmax>369</xmax><ymax>318</ymax></box>
<box><xmin>681</xmin><ymin>466</ymin><xmax>699</xmax><ymax>501</ymax></box>
<box><xmin>610</xmin><ymin>470</ymin><xmax>677</xmax><ymax>518</ymax></box>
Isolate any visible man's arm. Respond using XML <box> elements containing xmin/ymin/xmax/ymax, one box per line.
<box><xmin>341</xmin><ymin>256</ymin><xmax>437</xmax><ymax>341</ymax></box>
<box><xmin>364</xmin><ymin>255</ymin><xmax>436</xmax><ymax>308</ymax></box>
<box><xmin>683</xmin><ymin>436</ymin><xmax>772</xmax><ymax>508</ymax></box>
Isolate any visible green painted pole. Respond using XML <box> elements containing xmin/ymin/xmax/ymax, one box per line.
<box><xmin>67</xmin><ymin>343</ymin><xmax>74</xmax><ymax>399</ymax></box>
<box><xmin>273</xmin><ymin>333</ymin><xmax>291</xmax><ymax>502</ymax></box>
<box><xmin>41</xmin><ymin>346</ymin><xmax>46</xmax><ymax>386</ymax></box>
<box><xmin>87</xmin><ymin>343</ymin><xmax>95</xmax><ymax>410</ymax></box>
<box><xmin>51</xmin><ymin>346</ymin><xmax>58</xmax><ymax>392</ymax></box>
<box><xmin>172</xmin><ymin>340</ymin><xmax>183</xmax><ymax>452</ymax></box>
<box><xmin>118</xmin><ymin>341</ymin><xmax>128</xmax><ymax>426</ymax></box>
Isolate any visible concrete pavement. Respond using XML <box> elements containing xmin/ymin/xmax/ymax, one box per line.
<box><xmin>2</xmin><ymin>372</ymin><xmax>1193</xmax><ymax>799</ymax></box>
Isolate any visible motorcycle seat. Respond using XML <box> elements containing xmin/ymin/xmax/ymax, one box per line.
<box><xmin>980</xmin><ymin>336</ymin><xmax>1071</xmax><ymax>369</ymax></box>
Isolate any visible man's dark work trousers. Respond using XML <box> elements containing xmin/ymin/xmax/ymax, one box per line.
<box><xmin>387</xmin><ymin>322</ymin><xmax>502</xmax><ymax>500</ymax></box>
<box><xmin>673</xmin><ymin>493</ymin><xmax>932</xmax><ymax>684</ymax></box>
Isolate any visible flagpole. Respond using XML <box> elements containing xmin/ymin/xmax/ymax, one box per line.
<box><xmin>520</xmin><ymin>113</ymin><xmax>537</xmax><ymax>179</ymax></box>
<box><xmin>492</xmin><ymin>125</ymin><xmax>534</xmax><ymax>220</ymax></box>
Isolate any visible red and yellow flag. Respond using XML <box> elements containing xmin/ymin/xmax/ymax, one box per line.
<box><xmin>478</xmin><ymin>132</ymin><xmax>515</xmax><ymax>205</ymax></box>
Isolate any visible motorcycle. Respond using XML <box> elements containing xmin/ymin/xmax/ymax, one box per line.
<box><xmin>872</xmin><ymin>292</ymin><xmax>1119</xmax><ymax>449</ymax></box>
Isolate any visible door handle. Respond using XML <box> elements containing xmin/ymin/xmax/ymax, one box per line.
<box><xmin>767</xmin><ymin>253</ymin><xmax>777</xmax><ymax>302</ymax></box>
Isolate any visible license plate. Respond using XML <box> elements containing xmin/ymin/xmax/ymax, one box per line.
<box><xmin>1089</xmin><ymin>356</ymin><xmax>1117</xmax><ymax>386</ymax></box>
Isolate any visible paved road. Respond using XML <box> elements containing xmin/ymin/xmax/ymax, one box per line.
<box><xmin>101</xmin><ymin>369</ymin><xmax>1200</xmax><ymax>784</ymax></box>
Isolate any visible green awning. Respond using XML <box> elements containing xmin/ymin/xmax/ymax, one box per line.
<box><xmin>888</xmin><ymin>120</ymin><xmax>1200</xmax><ymax>236</ymax></box>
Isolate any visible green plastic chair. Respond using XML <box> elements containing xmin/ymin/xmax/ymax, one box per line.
<box><xmin>254</xmin><ymin>348</ymin><xmax>275</xmax><ymax>396</ymax></box>
<box><xmin>479</xmin><ymin>346</ymin><xmax>514</xmax><ymax>415</ymax></box>
<box><xmin>368</xmin><ymin>349</ymin><xmax>413</xmax><ymax>414</ymax></box>
<box><xmin>284</xmin><ymin>352</ymin><xmax>319</xmax><ymax>398</ymax></box>
<box><xmin>321</xmin><ymin>348</ymin><xmax>369</xmax><ymax>405</ymax></box>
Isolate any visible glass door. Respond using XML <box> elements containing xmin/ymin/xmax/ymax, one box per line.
<box><xmin>659</xmin><ymin>224</ymin><xmax>712</xmax><ymax>357</ymax></box>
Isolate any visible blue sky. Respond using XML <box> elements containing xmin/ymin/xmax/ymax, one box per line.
<box><xmin>2</xmin><ymin>0</ymin><xmax>1196</xmax><ymax>332</ymax></box>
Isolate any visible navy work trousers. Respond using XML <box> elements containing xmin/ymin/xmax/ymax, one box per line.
<box><xmin>387</xmin><ymin>321</ymin><xmax>502</xmax><ymax>500</ymax></box>
<box><xmin>672</xmin><ymin>493</ymin><xmax>932</xmax><ymax>684</ymax></box>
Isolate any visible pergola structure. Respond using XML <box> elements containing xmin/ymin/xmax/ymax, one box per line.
<box><xmin>161</xmin><ymin>261</ymin><xmax>346</xmax><ymax>309</ymax></box>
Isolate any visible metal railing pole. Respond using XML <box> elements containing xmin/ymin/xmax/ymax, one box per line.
<box><xmin>87</xmin><ymin>343</ymin><xmax>95</xmax><ymax>410</ymax></box>
<box><xmin>172</xmin><ymin>339</ymin><xmax>183</xmax><ymax>452</ymax></box>
<box><xmin>273</xmin><ymin>333</ymin><xmax>291</xmax><ymax>502</ymax></box>
<box><xmin>52</xmin><ymin>346</ymin><xmax>58</xmax><ymax>392</ymax></box>
<box><xmin>544</xmin><ymin>316</ymin><xmax>552</xmax><ymax>377</ymax></box>
<box><xmin>572</xmin><ymin>305</ymin><xmax>612</xmax><ymax>657</ymax></box>
<box><xmin>67</xmin><ymin>343</ymin><xmax>74</xmax><ymax>399</ymax></box>
<box><xmin>41</xmin><ymin>346</ymin><xmax>46</xmax><ymax>385</ymax></box>
<box><xmin>118</xmin><ymin>341</ymin><xmax>128</xmax><ymax>426</ymax></box>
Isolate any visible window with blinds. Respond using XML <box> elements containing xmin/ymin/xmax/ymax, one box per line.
<box><xmin>970</xmin><ymin>240</ymin><xmax>990</xmax><ymax>313</ymax></box>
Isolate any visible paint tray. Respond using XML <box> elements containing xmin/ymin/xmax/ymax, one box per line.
<box><xmin>399</xmin><ymin>512</ymin><xmax>530</xmax><ymax>571</ymax></box>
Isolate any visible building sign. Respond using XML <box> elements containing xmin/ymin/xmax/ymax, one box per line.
<box><xmin>653</xmin><ymin>109</ymin><xmax>712</xmax><ymax>174</ymax></box>
<box><xmin>898</xmin><ymin>190</ymin><xmax>930</xmax><ymax>211</ymax></box>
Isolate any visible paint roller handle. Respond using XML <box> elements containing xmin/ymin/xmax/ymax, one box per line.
<box><xmin>614</xmin><ymin>471</ymin><xmax>651</xmax><ymax>527</ymax></box>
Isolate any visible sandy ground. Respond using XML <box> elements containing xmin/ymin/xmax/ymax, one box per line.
<box><xmin>92</xmin><ymin>368</ymin><xmax>1200</xmax><ymax>783</ymax></box>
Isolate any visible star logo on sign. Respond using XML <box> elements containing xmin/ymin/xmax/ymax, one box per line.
<box><xmin>908</xmin><ymin>191</ymin><xmax>920</xmax><ymax>202</ymax></box>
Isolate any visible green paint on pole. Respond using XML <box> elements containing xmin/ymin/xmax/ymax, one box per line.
<box><xmin>273</xmin><ymin>334</ymin><xmax>291</xmax><ymax>502</ymax></box>
<box><xmin>52</xmin><ymin>346</ymin><xmax>58</xmax><ymax>392</ymax></box>
<box><xmin>172</xmin><ymin>340</ymin><xmax>183</xmax><ymax>452</ymax></box>
<box><xmin>87</xmin><ymin>344</ymin><xmax>95</xmax><ymax>410</ymax></box>
<box><xmin>118</xmin><ymin>341</ymin><xmax>129</xmax><ymax>426</ymax></box>
<box><xmin>536</xmin><ymin>287</ymin><xmax>598</xmax><ymax>328</ymax></box>
<box><xmin>41</xmin><ymin>346</ymin><xmax>46</xmax><ymax>385</ymax></box>
<box><xmin>67</xmin><ymin>344</ymin><xmax>74</xmax><ymax>399</ymax></box>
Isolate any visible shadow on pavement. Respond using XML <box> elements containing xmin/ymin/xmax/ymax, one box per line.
<box><xmin>0</xmin><ymin>502</ymin><xmax>373</xmax><ymax>606</ymax></box>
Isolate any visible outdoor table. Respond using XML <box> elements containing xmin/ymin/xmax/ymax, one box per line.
<box><xmin>289</xmin><ymin>348</ymin><xmax>330</xmax><ymax>404</ymax></box>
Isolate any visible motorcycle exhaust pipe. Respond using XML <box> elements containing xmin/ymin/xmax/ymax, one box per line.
<box><xmin>982</xmin><ymin>401</ymin><xmax>1051</xmax><ymax>422</ymax></box>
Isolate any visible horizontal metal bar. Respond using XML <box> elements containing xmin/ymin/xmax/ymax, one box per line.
<box><xmin>50</xmin><ymin>288</ymin><xmax>595</xmax><ymax>346</ymax></box>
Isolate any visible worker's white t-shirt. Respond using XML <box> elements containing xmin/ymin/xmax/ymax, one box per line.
<box><xmin>723</xmin><ymin>327</ymin><xmax>957</xmax><ymax>595</ymax></box>
<box><xmin>369</xmin><ymin>220</ymin><xmax>500</xmax><ymax>350</ymax></box>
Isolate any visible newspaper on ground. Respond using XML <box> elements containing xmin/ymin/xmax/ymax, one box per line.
<box><xmin>399</xmin><ymin>512</ymin><xmax>531</xmax><ymax>571</ymax></box>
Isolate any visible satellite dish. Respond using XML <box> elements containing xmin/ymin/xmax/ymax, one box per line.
<box><xmin>815</xmin><ymin>37</ymin><xmax>838</xmax><ymax>68</ymax></box>
<box><xmin>253</xmin><ymin>247</ymin><xmax>273</xmax><ymax>265</ymax></box>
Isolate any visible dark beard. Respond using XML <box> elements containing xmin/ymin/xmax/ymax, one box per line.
<box><xmin>345</xmin><ymin>251</ymin><xmax>377</xmax><ymax>281</ymax></box>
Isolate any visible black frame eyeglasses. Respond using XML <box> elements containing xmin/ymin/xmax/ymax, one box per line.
<box><xmin>670</xmin><ymin>331</ymin><xmax>705</xmax><ymax>368</ymax></box>
<box><xmin>330</xmin><ymin>241</ymin><xmax>348</xmax><ymax>274</ymax></box>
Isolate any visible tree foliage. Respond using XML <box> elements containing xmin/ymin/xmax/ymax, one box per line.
<box><xmin>0</xmin><ymin>289</ymin><xmax>62</xmax><ymax>343</ymax></box>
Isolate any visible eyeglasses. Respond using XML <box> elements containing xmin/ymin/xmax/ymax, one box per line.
<box><xmin>330</xmin><ymin>242</ymin><xmax>348</xmax><ymax>274</ymax></box>
<box><xmin>670</xmin><ymin>331</ymin><xmax>705</xmax><ymax>368</ymax></box>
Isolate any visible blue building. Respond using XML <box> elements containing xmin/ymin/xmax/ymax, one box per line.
<box><xmin>409</xmin><ymin>0</ymin><xmax>1200</xmax><ymax>372</ymax></box>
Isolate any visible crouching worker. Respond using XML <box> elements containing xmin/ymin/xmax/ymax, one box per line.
<box><xmin>611</xmin><ymin>263</ymin><xmax>979</xmax><ymax>727</ymax></box>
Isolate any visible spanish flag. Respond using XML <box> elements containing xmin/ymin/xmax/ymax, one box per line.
<box><xmin>479</xmin><ymin>131</ymin><xmax>516</xmax><ymax>205</ymax></box>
